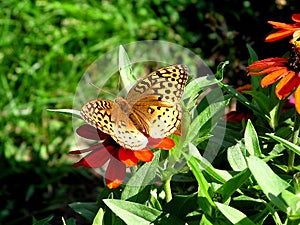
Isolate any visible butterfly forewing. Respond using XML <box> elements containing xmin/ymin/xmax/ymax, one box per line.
<box><xmin>80</xmin><ymin>99</ymin><xmax>114</xmax><ymax>135</ymax></box>
<box><xmin>126</xmin><ymin>64</ymin><xmax>188</xmax><ymax>104</ymax></box>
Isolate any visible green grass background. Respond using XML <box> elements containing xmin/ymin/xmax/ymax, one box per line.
<box><xmin>0</xmin><ymin>0</ymin><xmax>297</xmax><ymax>224</ymax></box>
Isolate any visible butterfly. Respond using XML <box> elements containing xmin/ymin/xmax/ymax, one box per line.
<box><xmin>80</xmin><ymin>64</ymin><xmax>188</xmax><ymax>150</ymax></box>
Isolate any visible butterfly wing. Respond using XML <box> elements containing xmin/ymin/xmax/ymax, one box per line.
<box><xmin>80</xmin><ymin>99</ymin><xmax>148</xmax><ymax>150</ymax></box>
<box><xmin>126</xmin><ymin>64</ymin><xmax>188</xmax><ymax>104</ymax></box>
<box><xmin>127</xmin><ymin>64</ymin><xmax>188</xmax><ymax>138</ymax></box>
<box><xmin>80</xmin><ymin>99</ymin><xmax>115</xmax><ymax>135</ymax></box>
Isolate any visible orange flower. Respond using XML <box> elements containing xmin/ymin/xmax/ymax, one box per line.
<box><xmin>70</xmin><ymin>124</ymin><xmax>175</xmax><ymax>189</ymax></box>
<box><xmin>265</xmin><ymin>13</ymin><xmax>300</xmax><ymax>43</ymax></box>
<box><xmin>247</xmin><ymin>42</ymin><xmax>300</xmax><ymax>114</ymax></box>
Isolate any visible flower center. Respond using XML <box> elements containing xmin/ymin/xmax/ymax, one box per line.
<box><xmin>288</xmin><ymin>43</ymin><xmax>300</xmax><ymax>72</ymax></box>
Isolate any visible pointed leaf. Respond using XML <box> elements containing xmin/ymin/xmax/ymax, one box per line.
<box><xmin>267</xmin><ymin>133</ymin><xmax>300</xmax><ymax>156</ymax></box>
<box><xmin>121</xmin><ymin>152</ymin><xmax>160</xmax><ymax>202</ymax></box>
<box><xmin>118</xmin><ymin>45</ymin><xmax>136</xmax><ymax>92</ymax></box>
<box><xmin>215</xmin><ymin>202</ymin><xmax>256</xmax><ymax>225</ymax></box>
<box><xmin>247</xmin><ymin>156</ymin><xmax>290</xmax><ymax>212</ymax></box>
<box><xmin>216</xmin><ymin>169</ymin><xmax>251</xmax><ymax>202</ymax></box>
<box><xmin>103</xmin><ymin>199</ymin><xmax>161</xmax><ymax>225</ymax></box>
<box><xmin>69</xmin><ymin>202</ymin><xmax>99</xmax><ymax>223</ymax></box>
<box><xmin>47</xmin><ymin>108</ymin><xmax>81</xmax><ymax>118</ymax></box>
<box><xmin>244</xmin><ymin>120</ymin><xmax>262</xmax><ymax>157</ymax></box>
<box><xmin>92</xmin><ymin>208</ymin><xmax>104</xmax><ymax>225</ymax></box>
<box><xmin>227</xmin><ymin>142</ymin><xmax>247</xmax><ymax>171</ymax></box>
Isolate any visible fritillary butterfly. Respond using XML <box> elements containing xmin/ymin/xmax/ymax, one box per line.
<box><xmin>80</xmin><ymin>64</ymin><xmax>188</xmax><ymax>150</ymax></box>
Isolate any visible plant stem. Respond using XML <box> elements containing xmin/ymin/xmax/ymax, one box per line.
<box><xmin>288</xmin><ymin>113</ymin><xmax>300</xmax><ymax>172</ymax></box>
<box><xmin>163</xmin><ymin>176</ymin><xmax>172</xmax><ymax>203</ymax></box>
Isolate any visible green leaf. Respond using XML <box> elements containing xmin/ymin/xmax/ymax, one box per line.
<box><xmin>246</xmin><ymin>43</ymin><xmax>258</xmax><ymax>65</ymax></box>
<box><xmin>187</xmin><ymin>147</ymin><xmax>216</xmax><ymax>213</ymax></box>
<box><xmin>47</xmin><ymin>108</ymin><xmax>81</xmax><ymax>118</ymax></box>
<box><xmin>244</xmin><ymin>90</ymin><xmax>271</xmax><ymax>116</ymax></box>
<box><xmin>244</xmin><ymin>120</ymin><xmax>262</xmax><ymax>157</ymax></box>
<box><xmin>219</xmin><ymin>83</ymin><xmax>269</xmax><ymax>120</ymax></box>
<box><xmin>215</xmin><ymin>61</ymin><xmax>229</xmax><ymax>80</ymax></box>
<box><xmin>199</xmin><ymin>214</ymin><xmax>214</xmax><ymax>225</ymax></box>
<box><xmin>121</xmin><ymin>152</ymin><xmax>160</xmax><ymax>202</ymax></box>
<box><xmin>227</xmin><ymin>141</ymin><xmax>247</xmax><ymax>171</ymax></box>
<box><xmin>215</xmin><ymin>202</ymin><xmax>256</xmax><ymax>225</ymax></box>
<box><xmin>187</xmin><ymin>143</ymin><xmax>232</xmax><ymax>183</ymax></box>
<box><xmin>247</xmin><ymin>156</ymin><xmax>291</xmax><ymax>212</ymax></box>
<box><xmin>267</xmin><ymin>133</ymin><xmax>300</xmax><ymax>156</ymax></box>
<box><xmin>183</xmin><ymin>74</ymin><xmax>219</xmax><ymax>109</ymax></box>
<box><xmin>216</xmin><ymin>169</ymin><xmax>251</xmax><ymax>203</ymax></box>
<box><xmin>103</xmin><ymin>199</ymin><xmax>161</xmax><ymax>225</ymax></box>
<box><xmin>93</xmin><ymin>208</ymin><xmax>104</xmax><ymax>225</ymax></box>
<box><xmin>281</xmin><ymin>190</ymin><xmax>300</xmax><ymax>219</ymax></box>
<box><xmin>118</xmin><ymin>45</ymin><xmax>136</xmax><ymax>92</ymax></box>
<box><xmin>32</xmin><ymin>216</ymin><xmax>53</xmax><ymax>225</ymax></box>
<box><xmin>164</xmin><ymin>193</ymin><xmax>198</xmax><ymax>218</ymax></box>
<box><xmin>184</xmin><ymin>98</ymin><xmax>225</xmax><ymax>147</ymax></box>
<box><xmin>69</xmin><ymin>202</ymin><xmax>99</xmax><ymax>223</ymax></box>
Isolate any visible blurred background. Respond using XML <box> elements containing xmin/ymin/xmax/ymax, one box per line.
<box><xmin>0</xmin><ymin>0</ymin><xmax>298</xmax><ymax>224</ymax></box>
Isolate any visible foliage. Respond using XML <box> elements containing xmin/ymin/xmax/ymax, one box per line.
<box><xmin>1</xmin><ymin>0</ymin><xmax>300</xmax><ymax>224</ymax></box>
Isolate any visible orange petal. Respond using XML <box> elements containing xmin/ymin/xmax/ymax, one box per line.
<box><xmin>295</xmin><ymin>85</ymin><xmax>300</xmax><ymax>114</ymax></box>
<box><xmin>260</xmin><ymin>68</ymin><xmax>289</xmax><ymax>87</ymax></box>
<box><xmin>118</xmin><ymin>147</ymin><xmax>138</xmax><ymax>166</ymax></box>
<box><xmin>275</xmin><ymin>71</ymin><xmax>298</xmax><ymax>99</ymax></box>
<box><xmin>267</xmin><ymin>21</ymin><xmax>296</xmax><ymax>29</ymax></box>
<box><xmin>265</xmin><ymin>30</ymin><xmax>295</xmax><ymax>42</ymax></box>
<box><xmin>248</xmin><ymin>66</ymin><xmax>287</xmax><ymax>76</ymax></box>
<box><xmin>154</xmin><ymin>137</ymin><xmax>175</xmax><ymax>150</ymax></box>
<box><xmin>106</xmin><ymin>158</ymin><xmax>126</xmax><ymax>189</ymax></box>
<box><xmin>247</xmin><ymin>58</ymin><xmax>287</xmax><ymax>71</ymax></box>
<box><xmin>133</xmin><ymin>149</ymin><xmax>154</xmax><ymax>162</ymax></box>
<box><xmin>292</xmin><ymin>14</ymin><xmax>300</xmax><ymax>22</ymax></box>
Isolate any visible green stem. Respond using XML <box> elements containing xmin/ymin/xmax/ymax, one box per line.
<box><xmin>163</xmin><ymin>176</ymin><xmax>172</xmax><ymax>203</ymax></box>
<box><xmin>288</xmin><ymin>113</ymin><xmax>300</xmax><ymax>172</ymax></box>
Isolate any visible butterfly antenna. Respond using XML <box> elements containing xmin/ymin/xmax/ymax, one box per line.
<box><xmin>88</xmin><ymin>82</ymin><xmax>115</xmax><ymax>97</ymax></box>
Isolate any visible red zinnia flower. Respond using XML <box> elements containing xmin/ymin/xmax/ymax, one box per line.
<box><xmin>265</xmin><ymin>13</ymin><xmax>300</xmax><ymax>43</ymax></box>
<box><xmin>247</xmin><ymin>42</ymin><xmax>300</xmax><ymax>114</ymax></box>
<box><xmin>70</xmin><ymin>124</ymin><xmax>176</xmax><ymax>189</ymax></box>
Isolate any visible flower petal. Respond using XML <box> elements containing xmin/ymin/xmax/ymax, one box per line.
<box><xmin>118</xmin><ymin>147</ymin><xmax>138</xmax><ymax>166</ymax></box>
<box><xmin>295</xmin><ymin>85</ymin><xmax>300</xmax><ymax>114</ymax></box>
<box><xmin>76</xmin><ymin>124</ymin><xmax>109</xmax><ymax>140</ymax></box>
<box><xmin>292</xmin><ymin>14</ymin><xmax>300</xmax><ymax>22</ymax></box>
<box><xmin>147</xmin><ymin>137</ymin><xmax>174</xmax><ymax>150</ymax></box>
<box><xmin>72</xmin><ymin>146</ymin><xmax>111</xmax><ymax>168</ymax></box>
<box><xmin>247</xmin><ymin>58</ymin><xmax>288</xmax><ymax>71</ymax></box>
<box><xmin>248</xmin><ymin>66</ymin><xmax>287</xmax><ymax>76</ymax></box>
<box><xmin>265</xmin><ymin>29</ymin><xmax>295</xmax><ymax>42</ymax></box>
<box><xmin>260</xmin><ymin>68</ymin><xmax>289</xmax><ymax>87</ymax></box>
<box><xmin>133</xmin><ymin>149</ymin><xmax>154</xmax><ymax>162</ymax></box>
<box><xmin>292</xmin><ymin>30</ymin><xmax>300</xmax><ymax>43</ymax></box>
<box><xmin>275</xmin><ymin>71</ymin><xmax>298</xmax><ymax>99</ymax></box>
<box><xmin>106</xmin><ymin>158</ymin><xmax>126</xmax><ymax>189</ymax></box>
<box><xmin>69</xmin><ymin>143</ymin><xmax>104</xmax><ymax>155</ymax></box>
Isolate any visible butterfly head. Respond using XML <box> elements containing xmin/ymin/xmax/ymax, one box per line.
<box><xmin>115</xmin><ymin>97</ymin><xmax>131</xmax><ymax>115</ymax></box>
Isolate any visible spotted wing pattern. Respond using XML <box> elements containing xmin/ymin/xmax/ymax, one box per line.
<box><xmin>80</xmin><ymin>64</ymin><xmax>188</xmax><ymax>150</ymax></box>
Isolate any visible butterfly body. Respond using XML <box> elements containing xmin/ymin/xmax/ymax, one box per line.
<box><xmin>81</xmin><ymin>64</ymin><xmax>188</xmax><ymax>150</ymax></box>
